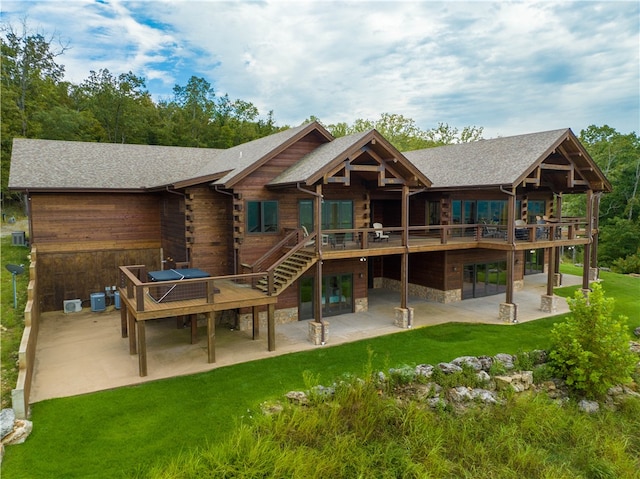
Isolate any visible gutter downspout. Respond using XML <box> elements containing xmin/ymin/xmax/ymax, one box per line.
<box><xmin>165</xmin><ymin>186</ymin><xmax>188</xmax><ymax>266</ymax></box>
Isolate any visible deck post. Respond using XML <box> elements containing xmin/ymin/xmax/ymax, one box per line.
<box><xmin>128</xmin><ymin>309</ymin><xmax>136</xmax><ymax>354</ymax></box>
<box><xmin>267</xmin><ymin>303</ymin><xmax>275</xmax><ymax>352</ymax></box>
<box><xmin>137</xmin><ymin>320</ymin><xmax>147</xmax><ymax>377</ymax></box>
<box><xmin>582</xmin><ymin>189</ymin><xmax>593</xmax><ymax>291</ymax></box>
<box><xmin>207</xmin><ymin>312</ymin><xmax>215</xmax><ymax>363</ymax></box>
<box><xmin>252</xmin><ymin>305</ymin><xmax>260</xmax><ymax>339</ymax></box>
<box><xmin>190</xmin><ymin>314</ymin><xmax>198</xmax><ymax>344</ymax></box>
<box><xmin>120</xmin><ymin>297</ymin><xmax>128</xmax><ymax>338</ymax></box>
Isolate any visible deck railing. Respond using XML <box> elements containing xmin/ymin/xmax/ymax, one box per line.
<box><xmin>118</xmin><ymin>265</ymin><xmax>272</xmax><ymax>312</ymax></box>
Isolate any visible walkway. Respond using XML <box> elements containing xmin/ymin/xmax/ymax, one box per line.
<box><xmin>29</xmin><ymin>273</ymin><xmax>582</xmax><ymax>403</ymax></box>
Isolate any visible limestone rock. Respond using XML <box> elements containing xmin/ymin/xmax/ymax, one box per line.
<box><xmin>415</xmin><ymin>364</ymin><xmax>434</xmax><ymax>378</ymax></box>
<box><xmin>494</xmin><ymin>371</ymin><xmax>534</xmax><ymax>392</ymax></box>
<box><xmin>494</xmin><ymin>353</ymin><xmax>515</xmax><ymax>370</ymax></box>
<box><xmin>578</xmin><ymin>399</ymin><xmax>600</xmax><ymax>414</ymax></box>
<box><xmin>1</xmin><ymin>419</ymin><xmax>32</xmax><ymax>445</ymax></box>
<box><xmin>452</xmin><ymin>356</ymin><xmax>482</xmax><ymax>371</ymax></box>
<box><xmin>477</xmin><ymin>355</ymin><xmax>494</xmax><ymax>371</ymax></box>
<box><xmin>438</xmin><ymin>362</ymin><xmax>463</xmax><ymax>374</ymax></box>
<box><xmin>476</xmin><ymin>370</ymin><xmax>491</xmax><ymax>383</ymax></box>
<box><xmin>629</xmin><ymin>341</ymin><xmax>640</xmax><ymax>354</ymax></box>
<box><xmin>285</xmin><ymin>391</ymin><xmax>308</xmax><ymax>405</ymax></box>
<box><xmin>633</xmin><ymin>326</ymin><xmax>640</xmax><ymax>338</ymax></box>
<box><xmin>0</xmin><ymin>409</ymin><xmax>15</xmax><ymax>439</ymax></box>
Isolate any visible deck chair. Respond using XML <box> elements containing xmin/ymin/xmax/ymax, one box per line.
<box><xmin>301</xmin><ymin>226</ymin><xmax>315</xmax><ymax>246</ymax></box>
<box><xmin>373</xmin><ymin>223</ymin><xmax>389</xmax><ymax>241</ymax></box>
<box><xmin>515</xmin><ymin>219</ymin><xmax>529</xmax><ymax>240</ymax></box>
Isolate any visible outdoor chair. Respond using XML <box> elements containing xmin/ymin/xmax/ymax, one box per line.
<box><xmin>515</xmin><ymin>219</ymin><xmax>529</xmax><ymax>240</ymax></box>
<box><xmin>331</xmin><ymin>232</ymin><xmax>346</xmax><ymax>249</ymax></box>
<box><xmin>373</xmin><ymin>222</ymin><xmax>389</xmax><ymax>241</ymax></box>
<box><xmin>302</xmin><ymin>226</ymin><xmax>328</xmax><ymax>247</ymax></box>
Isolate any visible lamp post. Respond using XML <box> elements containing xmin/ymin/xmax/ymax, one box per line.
<box><xmin>5</xmin><ymin>264</ymin><xmax>25</xmax><ymax>309</ymax></box>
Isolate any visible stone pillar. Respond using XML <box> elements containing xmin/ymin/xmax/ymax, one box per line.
<box><xmin>553</xmin><ymin>273</ymin><xmax>562</xmax><ymax>287</ymax></box>
<box><xmin>499</xmin><ymin>302</ymin><xmax>518</xmax><ymax>323</ymax></box>
<box><xmin>308</xmin><ymin>321</ymin><xmax>329</xmax><ymax>345</ymax></box>
<box><xmin>589</xmin><ymin>267</ymin><xmax>599</xmax><ymax>281</ymax></box>
<box><xmin>394</xmin><ymin>307</ymin><xmax>414</xmax><ymax>329</ymax></box>
<box><xmin>540</xmin><ymin>294</ymin><xmax>557</xmax><ymax>313</ymax></box>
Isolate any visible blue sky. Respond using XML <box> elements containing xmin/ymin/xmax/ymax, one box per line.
<box><xmin>2</xmin><ymin>0</ymin><xmax>638</xmax><ymax>138</ymax></box>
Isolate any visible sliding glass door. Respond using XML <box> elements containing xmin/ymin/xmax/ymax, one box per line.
<box><xmin>299</xmin><ymin>274</ymin><xmax>354</xmax><ymax>320</ymax></box>
<box><xmin>462</xmin><ymin>261</ymin><xmax>507</xmax><ymax>299</ymax></box>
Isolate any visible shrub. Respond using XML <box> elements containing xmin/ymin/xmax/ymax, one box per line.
<box><xmin>611</xmin><ymin>249</ymin><xmax>640</xmax><ymax>274</ymax></box>
<box><xmin>549</xmin><ymin>283</ymin><xmax>636</xmax><ymax>399</ymax></box>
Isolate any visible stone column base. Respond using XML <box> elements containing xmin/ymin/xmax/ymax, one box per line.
<box><xmin>499</xmin><ymin>303</ymin><xmax>518</xmax><ymax>323</ymax></box>
<box><xmin>553</xmin><ymin>273</ymin><xmax>562</xmax><ymax>287</ymax></box>
<box><xmin>589</xmin><ymin>267</ymin><xmax>599</xmax><ymax>281</ymax></box>
<box><xmin>540</xmin><ymin>294</ymin><xmax>557</xmax><ymax>313</ymax></box>
<box><xmin>308</xmin><ymin>321</ymin><xmax>329</xmax><ymax>345</ymax></box>
<box><xmin>394</xmin><ymin>307</ymin><xmax>414</xmax><ymax>329</ymax></box>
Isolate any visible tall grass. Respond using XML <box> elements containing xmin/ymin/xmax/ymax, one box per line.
<box><xmin>146</xmin><ymin>373</ymin><xmax>640</xmax><ymax>479</ymax></box>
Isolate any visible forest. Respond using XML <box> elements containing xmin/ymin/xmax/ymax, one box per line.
<box><xmin>2</xmin><ymin>24</ymin><xmax>639</xmax><ymax>272</ymax></box>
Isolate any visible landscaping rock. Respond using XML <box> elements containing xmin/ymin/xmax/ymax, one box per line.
<box><xmin>285</xmin><ymin>391</ymin><xmax>308</xmax><ymax>405</ymax></box>
<box><xmin>0</xmin><ymin>409</ymin><xmax>15</xmax><ymax>439</ymax></box>
<box><xmin>471</xmin><ymin>388</ymin><xmax>500</xmax><ymax>405</ymax></box>
<box><xmin>438</xmin><ymin>362</ymin><xmax>463</xmax><ymax>374</ymax></box>
<box><xmin>447</xmin><ymin>386</ymin><xmax>473</xmax><ymax>402</ymax></box>
<box><xmin>629</xmin><ymin>341</ymin><xmax>640</xmax><ymax>354</ymax></box>
<box><xmin>493</xmin><ymin>353</ymin><xmax>515</xmax><ymax>370</ymax></box>
<box><xmin>634</xmin><ymin>326</ymin><xmax>640</xmax><ymax>338</ymax></box>
<box><xmin>415</xmin><ymin>364</ymin><xmax>434</xmax><ymax>378</ymax></box>
<box><xmin>578</xmin><ymin>400</ymin><xmax>600</xmax><ymax>414</ymax></box>
<box><xmin>452</xmin><ymin>356</ymin><xmax>483</xmax><ymax>371</ymax></box>
<box><xmin>476</xmin><ymin>370</ymin><xmax>491</xmax><ymax>383</ymax></box>
<box><xmin>1</xmin><ymin>419</ymin><xmax>32</xmax><ymax>445</ymax></box>
<box><xmin>494</xmin><ymin>371</ymin><xmax>534</xmax><ymax>392</ymax></box>
<box><xmin>477</xmin><ymin>355</ymin><xmax>494</xmax><ymax>371</ymax></box>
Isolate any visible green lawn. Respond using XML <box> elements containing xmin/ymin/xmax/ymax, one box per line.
<box><xmin>1</xmin><ymin>264</ymin><xmax>638</xmax><ymax>478</ymax></box>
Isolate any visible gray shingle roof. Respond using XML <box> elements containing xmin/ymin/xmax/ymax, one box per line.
<box><xmin>403</xmin><ymin>129</ymin><xmax>570</xmax><ymax>188</ymax></box>
<box><xmin>9</xmin><ymin>139</ymin><xmax>227</xmax><ymax>190</ymax></box>
<box><xmin>269</xmin><ymin>130</ymin><xmax>371</xmax><ymax>186</ymax></box>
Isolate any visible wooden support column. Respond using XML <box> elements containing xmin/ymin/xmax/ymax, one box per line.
<box><xmin>313</xmin><ymin>183</ymin><xmax>326</xmax><ymax>343</ymax></box>
<box><xmin>207</xmin><ymin>311</ymin><xmax>216</xmax><ymax>363</ymax></box>
<box><xmin>547</xmin><ymin>246</ymin><xmax>556</xmax><ymax>297</ymax></box>
<box><xmin>190</xmin><ymin>314</ymin><xmax>197</xmax><ymax>344</ymax></box>
<box><xmin>267</xmin><ymin>303</ymin><xmax>275</xmax><ymax>352</ymax></box>
<box><xmin>582</xmin><ymin>189</ymin><xmax>593</xmax><ymax>291</ymax></box>
<box><xmin>137</xmin><ymin>320</ymin><xmax>147</xmax><ymax>377</ymax></box>
<box><xmin>252</xmin><ymin>305</ymin><xmax>260</xmax><ymax>339</ymax></box>
<box><xmin>590</xmin><ymin>193</ymin><xmax>600</xmax><ymax>275</ymax></box>
<box><xmin>401</xmin><ymin>184</ymin><xmax>409</xmax><ymax>310</ymax></box>
<box><xmin>505</xmin><ymin>189</ymin><xmax>516</xmax><ymax>304</ymax></box>
<box><xmin>120</xmin><ymin>296</ymin><xmax>128</xmax><ymax>338</ymax></box>
<box><xmin>128</xmin><ymin>309</ymin><xmax>136</xmax><ymax>355</ymax></box>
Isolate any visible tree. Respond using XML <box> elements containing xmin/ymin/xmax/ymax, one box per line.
<box><xmin>76</xmin><ymin>69</ymin><xmax>153</xmax><ymax>143</ymax></box>
<box><xmin>549</xmin><ymin>283</ymin><xmax>636</xmax><ymax>399</ymax></box>
<box><xmin>325</xmin><ymin>114</ymin><xmax>483</xmax><ymax>151</ymax></box>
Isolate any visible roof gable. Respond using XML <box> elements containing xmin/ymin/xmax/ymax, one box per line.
<box><xmin>403</xmin><ymin>128</ymin><xmax>610</xmax><ymax>192</ymax></box>
<box><xmin>269</xmin><ymin>129</ymin><xmax>432</xmax><ymax>189</ymax></box>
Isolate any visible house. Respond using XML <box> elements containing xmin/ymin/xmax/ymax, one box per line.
<box><xmin>8</xmin><ymin>121</ymin><xmax>610</xmax><ymax>370</ymax></box>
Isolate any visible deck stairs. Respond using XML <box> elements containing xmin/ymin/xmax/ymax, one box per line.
<box><xmin>255</xmin><ymin>249</ymin><xmax>317</xmax><ymax>295</ymax></box>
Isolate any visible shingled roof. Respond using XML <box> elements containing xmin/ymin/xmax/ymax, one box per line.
<box><xmin>8</xmin><ymin>139</ymin><xmax>228</xmax><ymax>191</ymax></box>
<box><xmin>403</xmin><ymin>128</ymin><xmax>571</xmax><ymax>189</ymax></box>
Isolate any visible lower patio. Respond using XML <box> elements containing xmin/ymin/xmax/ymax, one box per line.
<box><xmin>28</xmin><ymin>273</ymin><xmax>582</xmax><ymax>403</ymax></box>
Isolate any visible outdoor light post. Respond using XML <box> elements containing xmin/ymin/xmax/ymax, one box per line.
<box><xmin>5</xmin><ymin>263</ymin><xmax>25</xmax><ymax>308</ymax></box>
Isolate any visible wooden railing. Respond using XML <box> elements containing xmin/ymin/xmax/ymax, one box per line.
<box><xmin>118</xmin><ymin>265</ymin><xmax>274</xmax><ymax>311</ymax></box>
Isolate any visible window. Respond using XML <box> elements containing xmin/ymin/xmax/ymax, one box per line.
<box><xmin>247</xmin><ymin>200</ymin><xmax>278</xmax><ymax>233</ymax></box>
<box><xmin>427</xmin><ymin>200</ymin><xmax>441</xmax><ymax>225</ymax></box>
<box><xmin>527</xmin><ymin>200</ymin><xmax>545</xmax><ymax>224</ymax></box>
<box><xmin>299</xmin><ymin>199</ymin><xmax>314</xmax><ymax>231</ymax></box>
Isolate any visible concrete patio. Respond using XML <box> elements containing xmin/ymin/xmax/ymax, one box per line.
<box><xmin>28</xmin><ymin>273</ymin><xmax>582</xmax><ymax>403</ymax></box>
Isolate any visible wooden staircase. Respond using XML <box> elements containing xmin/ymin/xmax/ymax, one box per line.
<box><xmin>256</xmin><ymin>249</ymin><xmax>317</xmax><ymax>295</ymax></box>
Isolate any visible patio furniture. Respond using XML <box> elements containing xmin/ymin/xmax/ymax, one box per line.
<box><xmin>331</xmin><ymin>232</ymin><xmax>346</xmax><ymax>249</ymax></box>
<box><xmin>147</xmin><ymin>268</ymin><xmax>217</xmax><ymax>302</ymax></box>
<box><xmin>373</xmin><ymin>222</ymin><xmax>389</xmax><ymax>241</ymax></box>
<box><xmin>515</xmin><ymin>220</ymin><xmax>529</xmax><ymax>240</ymax></box>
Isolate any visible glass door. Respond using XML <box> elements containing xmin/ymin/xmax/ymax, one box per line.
<box><xmin>462</xmin><ymin>261</ymin><xmax>507</xmax><ymax>299</ymax></box>
<box><xmin>299</xmin><ymin>274</ymin><xmax>353</xmax><ymax>320</ymax></box>
<box><xmin>524</xmin><ymin>249</ymin><xmax>544</xmax><ymax>274</ymax></box>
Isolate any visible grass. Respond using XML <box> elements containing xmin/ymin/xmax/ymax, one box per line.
<box><xmin>0</xmin><ymin>235</ymin><xmax>30</xmax><ymax>409</ymax></box>
<box><xmin>1</xmin><ymin>263</ymin><xmax>638</xmax><ymax>478</ymax></box>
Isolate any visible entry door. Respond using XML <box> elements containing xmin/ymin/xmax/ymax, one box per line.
<box><xmin>462</xmin><ymin>262</ymin><xmax>507</xmax><ymax>299</ymax></box>
<box><xmin>524</xmin><ymin>249</ymin><xmax>544</xmax><ymax>275</ymax></box>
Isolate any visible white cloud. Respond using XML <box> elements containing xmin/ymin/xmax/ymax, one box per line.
<box><xmin>1</xmin><ymin>0</ymin><xmax>638</xmax><ymax>137</ymax></box>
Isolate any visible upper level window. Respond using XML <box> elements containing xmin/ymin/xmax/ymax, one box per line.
<box><xmin>247</xmin><ymin>200</ymin><xmax>278</xmax><ymax>233</ymax></box>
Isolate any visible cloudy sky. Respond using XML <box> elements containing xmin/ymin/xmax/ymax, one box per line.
<box><xmin>2</xmin><ymin>0</ymin><xmax>638</xmax><ymax>138</ymax></box>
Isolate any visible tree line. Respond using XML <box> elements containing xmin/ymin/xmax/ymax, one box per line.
<box><xmin>1</xmin><ymin>22</ymin><xmax>638</xmax><ymax>271</ymax></box>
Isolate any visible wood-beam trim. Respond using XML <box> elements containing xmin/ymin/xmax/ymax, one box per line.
<box><xmin>540</xmin><ymin>163</ymin><xmax>573</xmax><ymax>171</ymax></box>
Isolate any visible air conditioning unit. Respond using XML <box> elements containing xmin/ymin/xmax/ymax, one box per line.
<box><xmin>63</xmin><ymin>299</ymin><xmax>82</xmax><ymax>313</ymax></box>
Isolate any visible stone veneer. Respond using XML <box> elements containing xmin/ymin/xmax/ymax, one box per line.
<box><xmin>378</xmin><ymin>277</ymin><xmax>461</xmax><ymax>303</ymax></box>
<box><xmin>499</xmin><ymin>302</ymin><xmax>517</xmax><ymax>323</ymax></box>
<box><xmin>540</xmin><ymin>294</ymin><xmax>557</xmax><ymax>313</ymax></box>
<box><xmin>308</xmin><ymin>321</ymin><xmax>329</xmax><ymax>345</ymax></box>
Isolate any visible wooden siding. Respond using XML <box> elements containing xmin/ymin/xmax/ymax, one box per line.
<box><xmin>37</xmin><ymin>246</ymin><xmax>161</xmax><ymax>312</ymax></box>
<box><xmin>30</xmin><ymin>193</ymin><xmax>161</xmax><ymax>243</ymax></box>
<box><xmin>160</xmin><ymin>192</ymin><xmax>187</xmax><ymax>263</ymax></box>
<box><xmin>185</xmin><ymin>186</ymin><xmax>234</xmax><ymax>276</ymax></box>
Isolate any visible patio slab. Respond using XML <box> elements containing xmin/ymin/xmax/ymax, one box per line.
<box><xmin>28</xmin><ymin>273</ymin><xmax>581</xmax><ymax>403</ymax></box>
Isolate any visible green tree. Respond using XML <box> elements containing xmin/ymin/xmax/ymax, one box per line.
<box><xmin>549</xmin><ymin>283</ymin><xmax>635</xmax><ymax>399</ymax></box>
